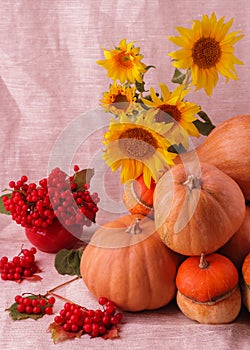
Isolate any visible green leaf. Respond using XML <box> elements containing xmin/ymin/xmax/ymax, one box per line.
<box><xmin>145</xmin><ymin>65</ymin><xmax>156</xmax><ymax>72</ymax></box>
<box><xmin>54</xmin><ymin>247</ymin><xmax>85</xmax><ymax>277</ymax></box>
<box><xmin>135</xmin><ymin>79</ymin><xmax>146</xmax><ymax>93</ymax></box>
<box><xmin>73</xmin><ymin>169</ymin><xmax>94</xmax><ymax>191</ymax></box>
<box><xmin>6</xmin><ymin>296</ymin><xmax>46</xmax><ymax>321</ymax></box>
<box><xmin>194</xmin><ymin>111</ymin><xmax>216</xmax><ymax>136</ymax></box>
<box><xmin>168</xmin><ymin>143</ymin><xmax>187</xmax><ymax>154</ymax></box>
<box><xmin>171</xmin><ymin>68</ymin><xmax>186</xmax><ymax>84</ymax></box>
<box><xmin>0</xmin><ymin>193</ymin><xmax>11</xmax><ymax>215</ymax></box>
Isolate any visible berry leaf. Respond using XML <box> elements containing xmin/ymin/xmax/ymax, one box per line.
<box><xmin>0</xmin><ymin>193</ymin><xmax>11</xmax><ymax>215</ymax></box>
<box><xmin>48</xmin><ymin>322</ymin><xmax>83</xmax><ymax>344</ymax></box>
<box><xmin>6</xmin><ymin>296</ymin><xmax>46</xmax><ymax>321</ymax></box>
<box><xmin>73</xmin><ymin>169</ymin><xmax>94</xmax><ymax>191</ymax></box>
<box><xmin>102</xmin><ymin>326</ymin><xmax>120</xmax><ymax>340</ymax></box>
<box><xmin>54</xmin><ymin>247</ymin><xmax>85</xmax><ymax>277</ymax></box>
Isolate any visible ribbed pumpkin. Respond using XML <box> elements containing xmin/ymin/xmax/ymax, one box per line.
<box><xmin>196</xmin><ymin>114</ymin><xmax>250</xmax><ymax>200</ymax></box>
<box><xmin>154</xmin><ymin>162</ymin><xmax>246</xmax><ymax>256</ymax></box>
<box><xmin>242</xmin><ymin>252</ymin><xmax>250</xmax><ymax>312</ymax></box>
<box><xmin>176</xmin><ymin>253</ymin><xmax>241</xmax><ymax>324</ymax></box>
<box><xmin>80</xmin><ymin>214</ymin><xmax>179</xmax><ymax>311</ymax></box>
<box><xmin>219</xmin><ymin>205</ymin><xmax>250</xmax><ymax>270</ymax></box>
<box><xmin>122</xmin><ymin>175</ymin><xmax>155</xmax><ymax>218</ymax></box>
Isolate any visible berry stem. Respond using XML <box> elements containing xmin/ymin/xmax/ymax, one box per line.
<box><xmin>46</xmin><ymin>276</ymin><xmax>80</xmax><ymax>294</ymax></box>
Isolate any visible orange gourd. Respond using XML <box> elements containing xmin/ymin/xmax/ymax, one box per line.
<box><xmin>196</xmin><ymin>114</ymin><xmax>250</xmax><ymax>200</ymax></box>
<box><xmin>122</xmin><ymin>175</ymin><xmax>155</xmax><ymax>218</ymax></box>
<box><xmin>176</xmin><ymin>253</ymin><xmax>241</xmax><ymax>324</ymax></box>
<box><xmin>219</xmin><ymin>205</ymin><xmax>250</xmax><ymax>270</ymax></box>
<box><xmin>80</xmin><ymin>214</ymin><xmax>179</xmax><ymax>312</ymax></box>
<box><xmin>154</xmin><ymin>162</ymin><xmax>246</xmax><ymax>256</ymax></box>
<box><xmin>242</xmin><ymin>252</ymin><xmax>250</xmax><ymax>312</ymax></box>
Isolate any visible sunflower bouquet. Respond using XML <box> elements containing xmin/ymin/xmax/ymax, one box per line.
<box><xmin>97</xmin><ymin>13</ymin><xmax>244</xmax><ymax>189</ymax></box>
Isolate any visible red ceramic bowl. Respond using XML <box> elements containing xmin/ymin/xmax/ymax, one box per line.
<box><xmin>25</xmin><ymin>219</ymin><xmax>83</xmax><ymax>253</ymax></box>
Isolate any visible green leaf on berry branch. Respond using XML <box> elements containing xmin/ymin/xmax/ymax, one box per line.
<box><xmin>48</xmin><ymin>322</ymin><xmax>83</xmax><ymax>344</ymax></box>
<box><xmin>6</xmin><ymin>295</ymin><xmax>46</xmax><ymax>321</ymax></box>
<box><xmin>54</xmin><ymin>247</ymin><xmax>85</xmax><ymax>277</ymax></box>
<box><xmin>0</xmin><ymin>193</ymin><xmax>11</xmax><ymax>215</ymax></box>
<box><xmin>73</xmin><ymin>169</ymin><xmax>94</xmax><ymax>191</ymax></box>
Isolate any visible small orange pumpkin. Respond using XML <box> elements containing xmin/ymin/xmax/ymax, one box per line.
<box><xmin>242</xmin><ymin>252</ymin><xmax>250</xmax><ymax>312</ymax></box>
<box><xmin>122</xmin><ymin>175</ymin><xmax>155</xmax><ymax>218</ymax></box>
<box><xmin>219</xmin><ymin>205</ymin><xmax>250</xmax><ymax>270</ymax></box>
<box><xmin>80</xmin><ymin>214</ymin><xmax>179</xmax><ymax>311</ymax></box>
<box><xmin>154</xmin><ymin>162</ymin><xmax>246</xmax><ymax>255</ymax></box>
<box><xmin>176</xmin><ymin>253</ymin><xmax>241</xmax><ymax>324</ymax></box>
<box><xmin>196</xmin><ymin>114</ymin><xmax>250</xmax><ymax>200</ymax></box>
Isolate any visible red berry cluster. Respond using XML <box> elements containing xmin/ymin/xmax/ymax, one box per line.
<box><xmin>53</xmin><ymin>297</ymin><xmax>122</xmax><ymax>337</ymax></box>
<box><xmin>15</xmin><ymin>294</ymin><xmax>56</xmax><ymax>315</ymax></box>
<box><xmin>47</xmin><ymin>167</ymin><xmax>99</xmax><ymax>228</ymax></box>
<box><xmin>2</xmin><ymin>166</ymin><xmax>99</xmax><ymax>232</ymax></box>
<box><xmin>0</xmin><ymin>247</ymin><xmax>39</xmax><ymax>281</ymax></box>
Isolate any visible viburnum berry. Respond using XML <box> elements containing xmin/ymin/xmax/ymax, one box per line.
<box><xmin>0</xmin><ymin>247</ymin><xmax>40</xmax><ymax>282</ymax></box>
<box><xmin>2</xmin><ymin>166</ymin><xmax>100</xmax><ymax>233</ymax></box>
<box><xmin>13</xmin><ymin>293</ymin><xmax>56</xmax><ymax>316</ymax></box>
<box><xmin>51</xmin><ymin>297</ymin><xmax>123</xmax><ymax>339</ymax></box>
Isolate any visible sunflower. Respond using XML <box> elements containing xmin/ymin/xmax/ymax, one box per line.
<box><xmin>141</xmin><ymin>83</ymin><xmax>201</xmax><ymax>149</ymax></box>
<box><xmin>168</xmin><ymin>13</ymin><xmax>244</xmax><ymax>95</ymax></box>
<box><xmin>100</xmin><ymin>83</ymin><xmax>137</xmax><ymax>116</ymax></box>
<box><xmin>102</xmin><ymin>113</ymin><xmax>177</xmax><ymax>188</ymax></box>
<box><xmin>97</xmin><ymin>38</ymin><xmax>147</xmax><ymax>84</ymax></box>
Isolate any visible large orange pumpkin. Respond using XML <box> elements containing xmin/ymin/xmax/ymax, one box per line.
<box><xmin>154</xmin><ymin>162</ymin><xmax>246</xmax><ymax>256</ymax></box>
<box><xmin>80</xmin><ymin>214</ymin><xmax>179</xmax><ymax>311</ymax></box>
<box><xmin>242</xmin><ymin>252</ymin><xmax>250</xmax><ymax>312</ymax></box>
<box><xmin>176</xmin><ymin>253</ymin><xmax>241</xmax><ymax>324</ymax></box>
<box><xmin>219</xmin><ymin>205</ymin><xmax>250</xmax><ymax>270</ymax></box>
<box><xmin>122</xmin><ymin>175</ymin><xmax>155</xmax><ymax>218</ymax></box>
<box><xmin>196</xmin><ymin>114</ymin><xmax>250</xmax><ymax>200</ymax></box>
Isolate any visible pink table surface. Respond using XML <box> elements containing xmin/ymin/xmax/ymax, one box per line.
<box><xmin>0</xmin><ymin>1</ymin><xmax>250</xmax><ymax>349</ymax></box>
<box><xmin>0</xmin><ymin>219</ymin><xmax>249</xmax><ymax>350</ymax></box>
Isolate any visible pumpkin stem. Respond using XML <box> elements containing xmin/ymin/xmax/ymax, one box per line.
<box><xmin>125</xmin><ymin>218</ymin><xmax>142</xmax><ymax>235</ymax></box>
<box><xmin>183</xmin><ymin>174</ymin><xmax>201</xmax><ymax>191</ymax></box>
<box><xmin>199</xmin><ymin>253</ymin><xmax>209</xmax><ymax>269</ymax></box>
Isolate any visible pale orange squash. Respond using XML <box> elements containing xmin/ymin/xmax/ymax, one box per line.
<box><xmin>80</xmin><ymin>214</ymin><xmax>179</xmax><ymax>311</ymax></box>
<box><xmin>196</xmin><ymin>114</ymin><xmax>250</xmax><ymax>200</ymax></box>
<box><xmin>122</xmin><ymin>175</ymin><xmax>155</xmax><ymax>218</ymax></box>
<box><xmin>154</xmin><ymin>162</ymin><xmax>246</xmax><ymax>256</ymax></box>
<box><xmin>219</xmin><ymin>205</ymin><xmax>250</xmax><ymax>270</ymax></box>
<box><xmin>176</xmin><ymin>253</ymin><xmax>241</xmax><ymax>324</ymax></box>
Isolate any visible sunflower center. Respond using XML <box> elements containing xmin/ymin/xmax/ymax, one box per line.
<box><xmin>117</xmin><ymin>53</ymin><xmax>134</xmax><ymax>69</ymax></box>
<box><xmin>118</xmin><ymin>127</ymin><xmax>158</xmax><ymax>159</ymax></box>
<box><xmin>113</xmin><ymin>93</ymin><xmax>129</xmax><ymax>104</ymax></box>
<box><xmin>192</xmin><ymin>37</ymin><xmax>221</xmax><ymax>69</ymax></box>
<box><xmin>155</xmin><ymin>104</ymin><xmax>182</xmax><ymax>123</ymax></box>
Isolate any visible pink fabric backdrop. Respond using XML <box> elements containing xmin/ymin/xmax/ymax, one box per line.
<box><xmin>0</xmin><ymin>1</ymin><xmax>249</xmax><ymax>349</ymax></box>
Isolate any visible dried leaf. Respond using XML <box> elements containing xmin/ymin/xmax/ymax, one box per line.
<box><xmin>48</xmin><ymin>322</ymin><xmax>83</xmax><ymax>344</ymax></box>
<box><xmin>73</xmin><ymin>169</ymin><xmax>94</xmax><ymax>191</ymax></box>
<box><xmin>54</xmin><ymin>248</ymin><xmax>84</xmax><ymax>277</ymax></box>
<box><xmin>102</xmin><ymin>326</ymin><xmax>120</xmax><ymax>340</ymax></box>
